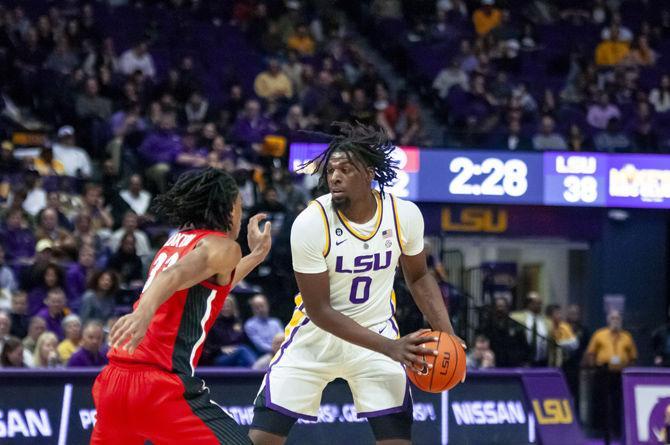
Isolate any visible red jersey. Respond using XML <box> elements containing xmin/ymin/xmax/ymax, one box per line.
<box><xmin>109</xmin><ymin>229</ymin><xmax>234</xmax><ymax>376</ymax></box>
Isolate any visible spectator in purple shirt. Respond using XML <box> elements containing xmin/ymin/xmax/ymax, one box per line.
<box><xmin>201</xmin><ymin>295</ymin><xmax>257</xmax><ymax>367</ymax></box>
<box><xmin>230</xmin><ymin>99</ymin><xmax>276</xmax><ymax>156</ymax></box>
<box><xmin>138</xmin><ymin>111</ymin><xmax>183</xmax><ymax>193</ymax></box>
<box><xmin>27</xmin><ymin>263</ymin><xmax>63</xmax><ymax>315</ymax></box>
<box><xmin>64</xmin><ymin>245</ymin><xmax>96</xmax><ymax>310</ymax></box>
<box><xmin>1</xmin><ymin>209</ymin><xmax>36</xmax><ymax>264</ymax></box>
<box><xmin>35</xmin><ymin>287</ymin><xmax>69</xmax><ymax>340</ymax></box>
<box><xmin>67</xmin><ymin>320</ymin><xmax>108</xmax><ymax>367</ymax></box>
<box><xmin>587</xmin><ymin>92</ymin><xmax>621</xmax><ymax>130</ymax></box>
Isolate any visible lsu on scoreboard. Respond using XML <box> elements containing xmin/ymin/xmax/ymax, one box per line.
<box><xmin>289</xmin><ymin>144</ymin><xmax>670</xmax><ymax>209</ymax></box>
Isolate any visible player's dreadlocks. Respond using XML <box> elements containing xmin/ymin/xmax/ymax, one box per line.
<box><xmin>301</xmin><ymin>122</ymin><xmax>398</xmax><ymax>196</ymax></box>
<box><xmin>151</xmin><ymin>167</ymin><xmax>238</xmax><ymax>232</ymax></box>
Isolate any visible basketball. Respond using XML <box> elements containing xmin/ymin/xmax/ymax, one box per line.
<box><xmin>407</xmin><ymin>331</ymin><xmax>466</xmax><ymax>393</ymax></box>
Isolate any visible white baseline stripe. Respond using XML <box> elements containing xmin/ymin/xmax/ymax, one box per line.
<box><xmin>57</xmin><ymin>383</ymin><xmax>73</xmax><ymax>445</ymax></box>
<box><xmin>190</xmin><ymin>289</ymin><xmax>217</xmax><ymax>376</ymax></box>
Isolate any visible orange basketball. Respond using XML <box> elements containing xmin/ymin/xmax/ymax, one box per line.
<box><xmin>407</xmin><ymin>331</ymin><xmax>466</xmax><ymax>393</ymax></box>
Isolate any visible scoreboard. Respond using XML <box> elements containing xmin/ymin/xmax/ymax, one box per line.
<box><xmin>289</xmin><ymin>144</ymin><xmax>670</xmax><ymax>209</ymax></box>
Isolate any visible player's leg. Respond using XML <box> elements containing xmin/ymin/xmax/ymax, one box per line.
<box><xmin>145</xmin><ymin>373</ymin><xmax>252</xmax><ymax>445</ymax></box>
<box><xmin>344</xmin><ymin>323</ymin><xmax>414</xmax><ymax>444</ymax></box>
<box><xmin>368</xmin><ymin>412</ymin><xmax>413</xmax><ymax>445</ymax></box>
<box><xmin>90</xmin><ymin>365</ymin><xmax>147</xmax><ymax>445</ymax></box>
<box><xmin>250</xmin><ymin>322</ymin><xmax>338</xmax><ymax>444</ymax></box>
<box><xmin>248</xmin><ymin>390</ymin><xmax>297</xmax><ymax>445</ymax></box>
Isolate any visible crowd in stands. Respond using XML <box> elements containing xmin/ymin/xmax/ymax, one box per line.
<box><xmin>360</xmin><ymin>0</ymin><xmax>670</xmax><ymax>152</ymax></box>
<box><xmin>0</xmin><ymin>0</ymin><xmax>379</xmax><ymax>369</ymax></box>
<box><xmin>0</xmin><ymin>0</ymin><xmax>666</xmax><ymax>379</ymax></box>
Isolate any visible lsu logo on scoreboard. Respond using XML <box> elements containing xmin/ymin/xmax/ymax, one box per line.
<box><xmin>532</xmin><ymin>398</ymin><xmax>574</xmax><ymax>425</ymax></box>
<box><xmin>441</xmin><ymin>207</ymin><xmax>508</xmax><ymax>233</ymax></box>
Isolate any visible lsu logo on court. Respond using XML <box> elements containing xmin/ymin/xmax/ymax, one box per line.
<box><xmin>532</xmin><ymin>398</ymin><xmax>574</xmax><ymax>425</ymax></box>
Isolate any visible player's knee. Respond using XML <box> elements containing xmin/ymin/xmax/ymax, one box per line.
<box><xmin>368</xmin><ymin>410</ymin><xmax>413</xmax><ymax>442</ymax></box>
<box><xmin>248</xmin><ymin>428</ymin><xmax>286</xmax><ymax>445</ymax></box>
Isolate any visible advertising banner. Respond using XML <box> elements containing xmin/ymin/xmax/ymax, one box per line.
<box><xmin>521</xmin><ymin>372</ymin><xmax>583</xmax><ymax>445</ymax></box>
<box><xmin>419</xmin><ymin>204</ymin><xmax>603</xmax><ymax>240</ymax></box>
<box><xmin>622</xmin><ymin>367</ymin><xmax>670</xmax><ymax>445</ymax></box>
<box><xmin>0</xmin><ymin>368</ymin><xmax>585</xmax><ymax>445</ymax></box>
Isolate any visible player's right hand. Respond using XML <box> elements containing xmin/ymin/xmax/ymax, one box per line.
<box><xmin>109</xmin><ymin>309</ymin><xmax>152</xmax><ymax>354</ymax></box>
<box><xmin>384</xmin><ymin>329</ymin><xmax>439</xmax><ymax>373</ymax></box>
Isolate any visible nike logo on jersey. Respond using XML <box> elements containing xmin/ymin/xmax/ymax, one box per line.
<box><xmin>335</xmin><ymin>239</ymin><xmax>347</xmax><ymax>246</ymax></box>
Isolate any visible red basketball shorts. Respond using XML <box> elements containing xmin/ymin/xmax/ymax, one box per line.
<box><xmin>91</xmin><ymin>362</ymin><xmax>251</xmax><ymax>444</ymax></box>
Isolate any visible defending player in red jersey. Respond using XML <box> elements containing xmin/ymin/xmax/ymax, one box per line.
<box><xmin>91</xmin><ymin>168</ymin><xmax>270</xmax><ymax>445</ymax></box>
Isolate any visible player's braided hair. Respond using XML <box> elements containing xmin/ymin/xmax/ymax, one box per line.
<box><xmin>151</xmin><ymin>167</ymin><xmax>238</xmax><ymax>232</ymax></box>
<box><xmin>301</xmin><ymin>122</ymin><xmax>398</xmax><ymax>196</ymax></box>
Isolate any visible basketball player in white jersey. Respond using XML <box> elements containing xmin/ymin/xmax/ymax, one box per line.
<box><xmin>249</xmin><ymin>123</ymin><xmax>462</xmax><ymax>445</ymax></box>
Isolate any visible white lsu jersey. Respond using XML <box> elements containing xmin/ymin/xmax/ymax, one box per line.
<box><xmin>291</xmin><ymin>190</ymin><xmax>425</xmax><ymax>328</ymax></box>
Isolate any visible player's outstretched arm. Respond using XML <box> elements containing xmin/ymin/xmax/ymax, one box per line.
<box><xmin>400</xmin><ymin>251</ymin><xmax>464</xmax><ymax>348</ymax></box>
<box><xmin>296</xmin><ymin>271</ymin><xmax>437</xmax><ymax>372</ymax></box>
<box><xmin>230</xmin><ymin>213</ymin><xmax>272</xmax><ymax>289</ymax></box>
<box><xmin>110</xmin><ymin>236</ymin><xmax>241</xmax><ymax>353</ymax></box>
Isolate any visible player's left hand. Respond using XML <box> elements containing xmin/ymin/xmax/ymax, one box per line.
<box><xmin>247</xmin><ymin>213</ymin><xmax>272</xmax><ymax>259</ymax></box>
<box><xmin>109</xmin><ymin>309</ymin><xmax>152</xmax><ymax>354</ymax></box>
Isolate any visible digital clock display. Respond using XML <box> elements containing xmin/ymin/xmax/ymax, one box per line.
<box><xmin>417</xmin><ymin>151</ymin><xmax>544</xmax><ymax>205</ymax></box>
<box><xmin>289</xmin><ymin>144</ymin><xmax>670</xmax><ymax>210</ymax></box>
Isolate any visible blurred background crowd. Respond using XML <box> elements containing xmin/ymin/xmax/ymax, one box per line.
<box><xmin>1</xmin><ymin>0</ymin><xmax>670</xmax><ymax>439</ymax></box>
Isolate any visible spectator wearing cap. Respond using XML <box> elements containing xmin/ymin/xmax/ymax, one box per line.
<box><xmin>1</xmin><ymin>209</ymin><xmax>36</xmax><ymax>264</ymax></box>
<box><xmin>52</xmin><ymin>126</ymin><xmax>92</xmax><ymax>178</ymax></box>
<box><xmin>35</xmin><ymin>288</ymin><xmax>70</xmax><ymax>340</ymax></box>
<box><xmin>254</xmin><ymin>59</ymin><xmax>294</xmax><ymax>102</ymax></box>
<box><xmin>118</xmin><ymin>174</ymin><xmax>152</xmax><ymax>217</ymax></box>
<box><xmin>58</xmin><ymin>314</ymin><xmax>82</xmax><ymax>362</ymax></box>
<box><xmin>473</xmin><ymin>0</ymin><xmax>502</xmax><ymax>37</ymax></box>
<box><xmin>119</xmin><ymin>40</ymin><xmax>156</xmax><ymax>78</ymax></box>
<box><xmin>67</xmin><ymin>320</ymin><xmax>108</xmax><ymax>367</ymax></box>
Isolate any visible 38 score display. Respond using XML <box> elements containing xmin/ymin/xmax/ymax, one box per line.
<box><xmin>288</xmin><ymin>144</ymin><xmax>670</xmax><ymax>209</ymax></box>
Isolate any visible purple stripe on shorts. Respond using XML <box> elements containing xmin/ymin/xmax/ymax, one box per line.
<box><xmin>263</xmin><ymin>316</ymin><xmax>316</xmax><ymax>420</ymax></box>
<box><xmin>356</xmin><ymin>379</ymin><xmax>412</xmax><ymax>419</ymax></box>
